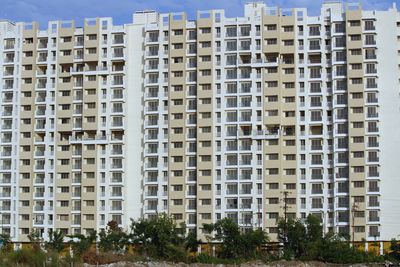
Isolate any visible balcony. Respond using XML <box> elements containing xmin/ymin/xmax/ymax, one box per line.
<box><xmin>0</xmin><ymin>177</ymin><xmax>11</xmax><ymax>183</ymax></box>
<box><xmin>368</xmin><ymin>201</ymin><xmax>380</xmax><ymax>207</ymax></box>
<box><xmin>309</xmin><ymin>45</ymin><xmax>321</xmax><ymax>50</ymax></box>
<box><xmin>226</xmin><ymin>203</ymin><xmax>238</xmax><ymax>209</ymax></box>
<box><xmin>4</xmin><ymin>57</ymin><xmax>14</xmax><ymax>63</ymax></box>
<box><xmin>34</xmin><ymin>151</ymin><xmax>45</xmax><ymax>157</ymax></box>
<box><xmin>146</xmin><ymin>51</ymin><xmax>159</xmax><ymax>57</ymax></box>
<box><xmin>34</xmin><ymin>205</ymin><xmax>44</xmax><ymax>211</ymax></box>
<box><xmin>0</xmin><ymin>121</ymin><xmax>12</xmax><ymax>130</ymax></box>
<box><xmin>0</xmin><ymin>151</ymin><xmax>11</xmax><ymax>157</ymax></box>
<box><xmin>240</xmin><ymin>189</ymin><xmax>252</xmax><ymax>195</ymax></box>
<box><xmin>0</xmin><ymin>205</ymin><xmax>10</xmax><ymax>211</ymax></box>
<box><xmin>0</xmin><ymin>192</ymin><xmax>11</xmax><ymax>197</ymax></box>
<box><xmin>111</xmin><ymin>164</ymin><xmax>123</xmax><ymax>169</ymax></box>
<box><xmin>146</xmin><ymin>37</ymin><xmax>159</xmax><ymax>43</ymax></box>
<box><xmin>113</xmin><ymin>38</ymin><xmax>124</xmax><ymax>45</ymax></box>
<box><xmin>72</xmin><ymin>205</ymin><xmax>81</xmax><ymax>211</ymax></box>
<box><xmin>367</xmin><ymin>113</ymin><xmax>378</xmax><ymax>118</ymax></box>
<box><xmin>368</xmin><ymin>187</ymin><xmax>380</xmax><ymax>193</ymax></box>
<box><xmin>112</xmin><ymin>93</ymin><xmax>123</xmax><ymax>100</ymax></box>
<box><xmin>145</xmin><ymin>191</ymin><xmax>158</xmax><ymax>197</ymax></box>
<box><xmin>146</xmin><ymin>205</ymin><xmax>157</xmax><ymax>211</ymax></box>
<box><xmin>72</xmin><ymin>164</ymin><xmax>82</xmax><ymax>170</ymax></box>
<box><xmin>368</xmin><ymin>232</ymin><xmax>380</xmax><ymax>237</ymax></box>
<box><xmin>368</xmin><ymin>216</ymin><xmax>380</xmax><ymax>222</ymax></box>
<box><xmin>37</xmin><ymin>56</ymin><xmax>48</xmax><ymax>63</ymax></box>
<box><xmin>112</xmin><ymin>52</ymin><xmax>124</xmax><ymax>59</ymax></box>
<box><xmin>38</xmin><ymin>42</ymin><xmax>48</xmax><ymax>49</ymax></box>
<box><xmin>34</xmin><ymin>192</ymin><xmax>44</xmax><ymax>198</ymax></box>
<box><xmin>4</xmin><ymin>43</ymin><xmax>15</xmax><ymax>49</ymax></box>
<box><xmin>2</xmin><ymin>97</ymin><xmax>13</xmax><ymax>103</ymax></box>
<box><xmin>111</xmin><ymin>149</ymin><xmax>123</xmax><ymax>155</ymax></box>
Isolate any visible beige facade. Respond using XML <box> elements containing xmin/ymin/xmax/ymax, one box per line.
<box><xmin>1</xmin><ymin>1</ymin><xmax>400</xmax><ymax>243</ymax></box>
<box><xmin>140</xmin><ymin>2</ymin><xmax>400</xmax><ymax>242</ymax></box>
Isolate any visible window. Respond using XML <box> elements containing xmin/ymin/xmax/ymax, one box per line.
<box><xmin>173</xmin><ymin>29</ymin><xmax>183</xmax><ymax>36</ymax></box>
<box><xmin>201</xmin><ymin>184</ymin><xmax>211</xmax><ymax>190</ymax></box>
<box><xmin>201</xmin><ymin>213</ymin><xmax>211</xmax><ymax>220</ymax></box>
<box><xmin>349</xmin><ymin>20</ymin><xmax>361</xmax><ymax>27</ymax></box>
<box><xmin>173</xmin><ymin>99</ymin><xmax>183</xmax><ymax>106</ymax></box>
<box><xmin>173</xmin><ymin>43</ymin><xmax>183</xmax><ymax>49</ymax></box>
<box><xmin>60</xmin><ymin>187</ymin><xmax>69</xmax><ymax>193</ymax></box>
<box><xmin>172</xmin><ymin>199</ymin><xmax>183</xmax><ymax>205</ymax></box>
<box><xmin>266</xmin><ymin>24</ymin><xmax>277</xmax><ymax>31</ymax></box>
<box><xmin>353</xmin><ymin>166</ymin><xmax>364</xmax><ymax>173</ymax></box>
<box><xmin>60</xmin><ymin>201</ymin><xmax>69</xmax><ymax>207</ymax></box>
<box><xmin>353</xmin><ymin>122</ymin><xmax>364</xmax><ymax>128</ymax></box>
<box><xmin>353</xmin><ymin>181</ymin><xmax>364</xmax><ymax>188</ymax></box>
<box><xmin>364</xmin><ymin>20</ymin><xmax>375</xmax><ymax>31</ymax></box>
<box><xmin>365</xmin><ymin>35</ymin><xmax>376</xmax><ymax>45</ymax></box>
<box><xmin>350</xmin><ymin>34</ymin><xmax>361</xmax><ymax>41</ymax></box>
<box><xmin>87</xmin><ymin>34</ymin><xmax>97</xmax><ymax>40</ymax></box>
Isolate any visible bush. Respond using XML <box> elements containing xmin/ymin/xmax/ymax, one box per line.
<box><xmin>4</xmin><ymin>248</ymin><xmax>47</xmax><ymax>267</ymax></box>
<box><xmin>82</xmin><ymin>249</ymin><xmax>123</xmax><ymax>265</ymax></box>
<box><xmin>0</xmin><ymin>214</ymin><xmax>390</xmax><ymax>265</ymax></box>
<box><xmin>277</xmin><ymin>215</ymin><xmax>385</xmax><ymax>264</ymax></box>
<box><xmin>319</xmin><ymin>233</ymin><xmax>384</xmax><ymax>264</ymax></box>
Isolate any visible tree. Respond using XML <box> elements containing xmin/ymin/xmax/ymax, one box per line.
<box><xmin>185</xmin><ymin>231</ymin><xmax>200</xmax><ymax>253</ymax></box>
<box><xmin>27</xmin><ymin>229</ymin><xmax>43</xmax><ymax>251</ymax></box>
<box><xmin>318</xmin><ymin>232</ymin><xmax>367</xmax><ymax>263</ymax></box>
<box><xmin>205</xmin><ymin>218</ymin><xmax>242</xmax><ymax>258</ymax></box>
<box><xmin>98</xmin><ymin>220</ymin><xmax>128</xmax><ymax>253</ymax></box>
<box><xmin>241</xmin><ymin>228</ymin><xmax>269</xmax><ymax>259</ymax></box>
<box><xmin>0</xmin><ymin>233</ymin><xmax>11</xmax><ymax>252</ymax></box>
<box><xmin>305</xmin><ymin>214</ymin><xmax>323</xmax><ymax>242</ymax></box>
<box><xmin>129</xmin><ymin>213</ymin><xmax>195</xmax><ymax>261</ymax></box>
<box><xmin>277</xmin><ymin>218</ymin><xmax>306</xmax><ymax>259</ymax></box>
<box><xmin>45</xmin><ymin>229</ymin><xmax>65</xmax><ymax>253</ymax></box>
<box><xmin>277</xmin><ymin>214</ymin><xmax>383</xmax><ymax>263</ymax></box>
<box><xmin>277</xmin><ymin>215</ymin><xmax>325</xmax><ymax>260</ymax></box>
<box><xmin>203</xmin><ymin>218</ymin><xmax>268</xmax><ymax>259</ymax></box>
<box><xmin>129</xmin><ymin>213</ymin><xmax>185</xmax><ymax>260</ymax></box>
<box><xmin>389</xmin><ymin>238</ymin><xmax>400</xmax><ymax>260</ymax></box>
<box><xmin>68</xmin><ymin>230</ymin><xmax>97</xmax><ymax>257</ymax></box>
<box><xmin>303</xmin><ymin>215</ymin><xmax>323</xmax><ymax>260</ymax></box>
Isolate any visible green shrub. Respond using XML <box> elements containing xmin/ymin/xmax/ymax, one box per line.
<box><xmin>6</xmin><ymin>248</ymin><xmax>47</xmax><ymax>267</ymax></box>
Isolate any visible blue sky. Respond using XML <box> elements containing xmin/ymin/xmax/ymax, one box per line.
<box><xmin>1</xmin><ymin>0</ymin><xmax>398</xmax><ymax>27</ymax></box>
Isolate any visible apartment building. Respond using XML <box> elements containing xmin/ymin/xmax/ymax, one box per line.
<box><xmin>1</xmin><ymin>1</ymin><xmax>400</xmax><ymax>243</ymax></box>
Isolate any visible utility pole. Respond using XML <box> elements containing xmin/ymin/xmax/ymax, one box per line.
<box><xmin>257</xmin><ymin>202</ymin><xmax>261</xmax><ymax>228</ymax></box>
<box><xmin>282</xmin><ymin>191</ymin><xmax>290</xmax><ymax>223</ymax></box>
<box><xmin>351</xmin><ymin>201</ymin><xmax>359</xmax><ymax>246</ymax></box>
<box><xmin>0</xmin><ymin>212</ymin><xmax>3</xmax><ymax>235</ymax></box>
<box><xmin>280</xmin><ymin>191</ymin><xmax>290</xmax><ymax>250</ymax></box>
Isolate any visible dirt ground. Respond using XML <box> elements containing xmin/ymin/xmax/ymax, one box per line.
<box><xmin>83</xmin><ymin>260</ymin><xmax>395</xmax><ymax>267</ymax></box>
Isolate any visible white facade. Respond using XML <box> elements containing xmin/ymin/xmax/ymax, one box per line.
<box><xmin>0</xmin><ymin>2</ymin><xmax>400</xmax><ymax>242</ymax></box>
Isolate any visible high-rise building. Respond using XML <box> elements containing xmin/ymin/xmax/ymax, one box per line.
<box><xmin>1</xmin><ymin>1</ymin><xmax>400</xmax><ymax>243</ymax></box>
